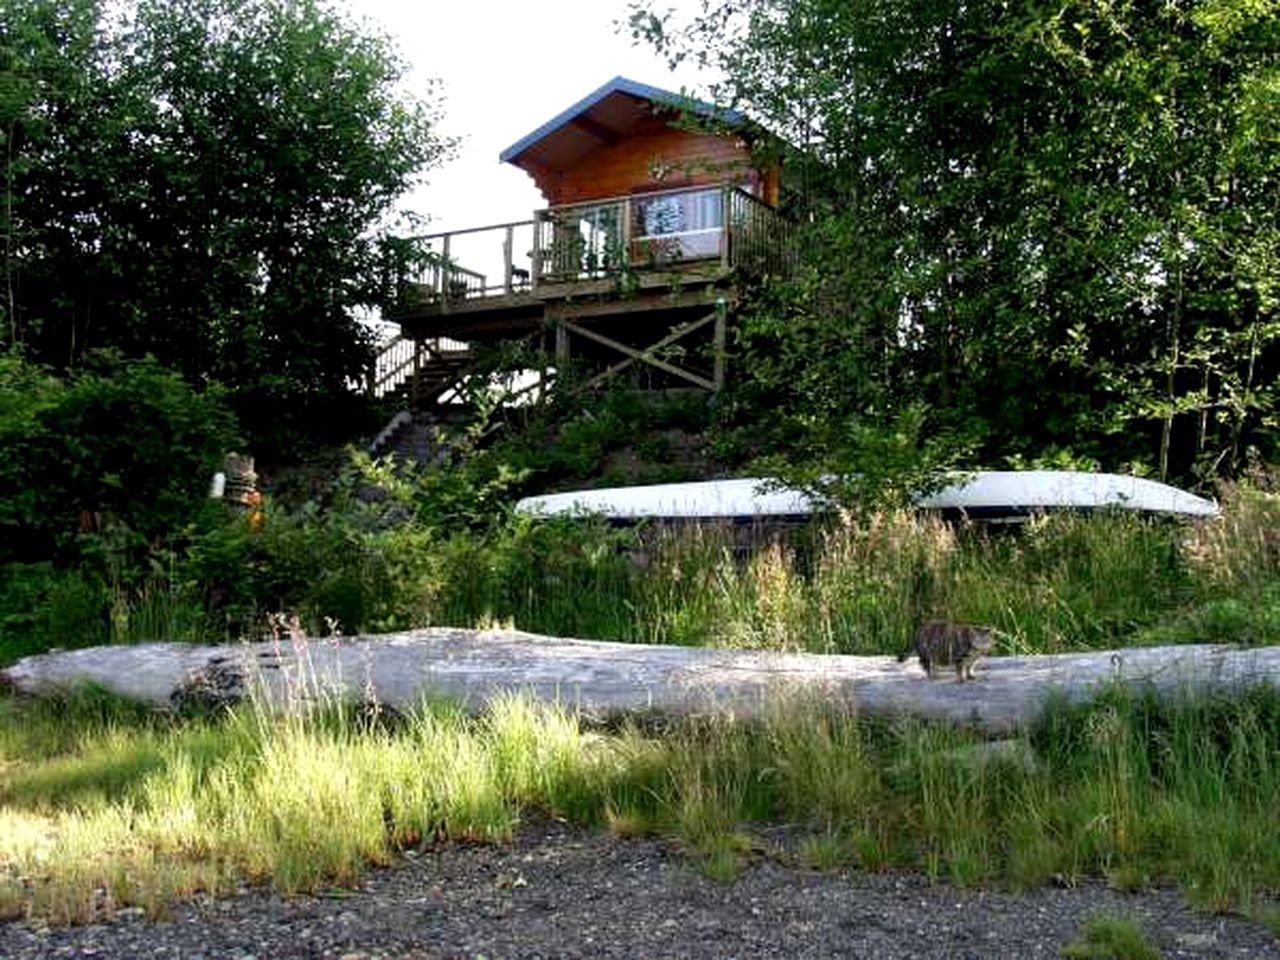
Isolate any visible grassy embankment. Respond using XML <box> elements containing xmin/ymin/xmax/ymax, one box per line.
<box><xmin>0</xmin><ymin>487</ymin><xmax>1277</xmax><ymax>929</ymax></box>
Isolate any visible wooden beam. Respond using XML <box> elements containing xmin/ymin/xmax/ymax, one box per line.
<box><xmin>532</xmin><ymin>266</ymin><xmax>728</xmax><ymax>303</ymax></box>
<box><xmin>440</xmin><ymin>234</ymin><xmax>452</xmax><ymax>314</ymax></box>
<box><xmin>413</xmin><ymin>219</ymin><xmax>536</xmax><ymax>241</ymax></box>
<box><xmin>566</xmin><ymin>312</ymin><xmax>718</xmax><ymax>392</ymax></box>
<box><xmin>719</xmin><ymin>183</ymin><xmax>732</xmax><ymax>272</ymax></box>
<box><xmin>531</xmin><ymin>215</ymin><xmax>544</xmax><ymax>289</ymax></box>
<box><xmin>569</xmin><ymin>115</ymin><xmax>622</xmax><ymax>146</ymax></box>
<box><xmin>411</xmin><ymin>339</ymin><xmax>422</xmax><ymax>411</ymax></box>
<box><xmin>503</xmin><ymin>225</ymin><xmax>514</xmax><ymax>295</ymax></box>
<box><xmin>554</xmin><ymin>286</ymin><xmax>725</xmax><ymax>320</ymax></box>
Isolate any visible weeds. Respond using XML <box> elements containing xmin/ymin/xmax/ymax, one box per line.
<box><xmin>0</xmin><ymin>482</ymin><xmax>1275</xmax><ymax>925</ymax></box>
<box><xmin>1060</xmin><ymin>912</ymin><xmax>1163</xmax><ymax>959</ymax></box>
<box><xmin>4</xmin><ymin>483</ymin><xmax>1276</xmax><ymax>665</ymax></box>
<box><xmin>424</xmin><ymin>490</ymin><xmax>1272</xmax><ymax>656</ymax></box>
<box><xmin>1</xmin><ymin>684</ymin><xmax>1276</xmax><ymax>926</ymax></box>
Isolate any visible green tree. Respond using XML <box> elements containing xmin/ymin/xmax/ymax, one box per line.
<box><xmin>0</xmin><ymin>0</ymin><xmax>450</xmax><ymax>449</ymax></box>
<box><xmin>633</xmin><ymin>0</ymin><xmax>1279</xmax><ymax>485</ymax></box>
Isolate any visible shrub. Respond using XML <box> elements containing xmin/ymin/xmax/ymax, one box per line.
<box><xmin>0</xmin><ymin>564</ymin><xmax>107</xmax><ymax>664</ymax></box>
<box><xmin>0</xmin><ymin>351</ymin><xmax>239</xmax><ymax>567</ymax></box>
<box><xmin>1060</xmin><ymin>913</ymin><xmax>1162</xmax><ymax>960</ymax></box>
<box><xmin>183</xmin><ymin>490</ymin><xmax>440</xmax><ymax>638</ymax></box>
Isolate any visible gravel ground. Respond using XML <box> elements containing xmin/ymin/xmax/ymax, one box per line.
<box><xmin>1</xmin><ymin>820</ymin><xmax>1275</xmax><ymax>960</ymax></box>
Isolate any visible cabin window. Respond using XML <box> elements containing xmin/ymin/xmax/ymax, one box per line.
<box><xmin>632</xmin><ymin>188</ymin><xmax>724</xmax><ymax>260</ymax></box>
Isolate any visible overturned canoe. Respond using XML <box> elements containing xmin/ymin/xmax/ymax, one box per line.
<box><xmin>515</xmin><ymin>471</ymin><xmax>1219</xmax><ymax>522</ymax></box>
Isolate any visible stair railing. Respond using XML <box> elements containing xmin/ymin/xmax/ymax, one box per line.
<box><xmin>369</xmin><ymin>334</ymin><xmax>474</xmax><ymax>400</ymax></box>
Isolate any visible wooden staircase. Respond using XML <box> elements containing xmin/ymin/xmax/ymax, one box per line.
<box><xmin>367</xmin><ymin>332</ymin><xmax>535</xmax><ymax>464</ymax></box>
<box><xmin>368</xmin><ymin>334</ymin><xmax>477</xmax><ymax>409</ymax></box>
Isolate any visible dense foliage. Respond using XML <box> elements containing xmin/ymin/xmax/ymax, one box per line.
<box><xmin>0</xmin><ymin>351</ymin><xmax>238</xmax><ymax>566</ymax></box>
<box><xmin>0</xmin><ymin>350</ymin><xmax>239</xmax><ymax>658</ymax></box>
<box><xmin>0</xmin><ymin>0</ymin><xmax>448</xmax><ymax>449</ymax></box>
<box><xmin>632</xmin><ymin>0</ymin><xmax>1279</xmax><ymax>491</ymax></box>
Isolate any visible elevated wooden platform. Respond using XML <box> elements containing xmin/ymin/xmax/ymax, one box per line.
<box><xmin>376</xmin><ymin>183</ymin><xmax>789</xmax><ymax>404</ymax></box>
<box><xmin>395</xmin><ymin>264</ymin><xmax>725</xmax><ymax>332</ymax></box>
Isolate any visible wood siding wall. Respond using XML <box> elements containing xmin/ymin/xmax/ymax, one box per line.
<box><xmin>526</xmin><ymin>118</ymin><xmax>779</xmax><ymax>208</ymax></box>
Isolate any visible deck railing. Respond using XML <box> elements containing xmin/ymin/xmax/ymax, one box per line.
<box><xmin>532</xmin><ymin>183</ymin><xmax>790</xmax><ymax>283</ymax></box>
<box><xmin>727</xmin><ymin>188</ymin><xmax>794</xmax><ymax>278</ymax></box>
<box><xmin>393</xmin><ymin>220</ymin><xmax>538</xmax><ymax>309</ymax></box>
<box><xmin>388</xmin><ymin>184</ymin><xmax>789</xmax><ymax>311</ymax></box>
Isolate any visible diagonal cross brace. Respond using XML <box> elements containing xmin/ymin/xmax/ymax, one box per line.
<box><xmin>566</xmin><ymin>311</ymin><xmax>719</xmax><ymax>392</ymax></box>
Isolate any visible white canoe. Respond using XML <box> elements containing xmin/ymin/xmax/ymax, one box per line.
<box><xmin>514</xmin><ymin>471</ymin><xmax>1219</xmax><ymax>521</ymax></box>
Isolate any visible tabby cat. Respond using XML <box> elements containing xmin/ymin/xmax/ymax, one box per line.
<box><xmin>898</xmin><ymin>620</ymin><xmax>997</xmax><ymax>682</ymax></box>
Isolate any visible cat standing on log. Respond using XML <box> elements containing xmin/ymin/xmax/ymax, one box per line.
<box><xmin>899</xmin><ymin>620</ymin><xmax>997</xmax><ymax>682</ymax></box>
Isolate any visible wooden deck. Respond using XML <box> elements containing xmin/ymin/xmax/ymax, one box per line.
<box><xmin>395</xmin><ymin>268</ymin><xmax>731</xmax><ymax>341</ymax></box>
<box><xmin>376</xmin><ymin>183</ymin><xmax>789</xmax><ymax>402</ymax></box>
<box><xmin>386</xmin><ymin>183</ymin><xmax>788</xmax><ymax>337</ymax></box>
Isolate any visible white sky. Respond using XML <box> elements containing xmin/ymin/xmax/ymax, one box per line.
<box><xmin>347</xmin><ymin>0</ymin><xmax>712</xmax><ymax>234</ymax></box>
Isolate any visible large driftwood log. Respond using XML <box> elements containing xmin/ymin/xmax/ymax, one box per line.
<box><xmin>2</xmin><ymin>630</ymin><xmax>1278</xmax><ymax>733</ymax></box>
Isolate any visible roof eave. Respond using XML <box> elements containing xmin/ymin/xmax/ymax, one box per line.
<box><xmin>498</xmin><ymin>76</ymin><xmax>749</xmax><ymax>167</ymax></box>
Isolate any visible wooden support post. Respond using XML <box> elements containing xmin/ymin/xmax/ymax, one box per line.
<box><xmin>440</xmin><ymin>234</ymin><xmax>452</xmax><ymax>313</ymax></box>
<box><xmin>554</xmin><ymin>315</ymin><xmax>570</xmax><ymax>369</ymax></box>
<box><xmin>538</xmin><ymin>322</ymin><xmax>553</xmax><ymax>406</ymax></box>
<box><xmin>720</xmin><ymin>185</ymin><xmax>732</xmax><ymax>272</ymax></box>
<box><xmin>503</xmin><ymin>225</ymin><xmax>514</xmax><ymax>295</ymax></box>
<box><xmin>410</xmin><ymin>339</ymin><xmax>422</xmax><ymax>412</ymax></box>
<box><xmin>713</xmin><ymin>298</ymin><xmax>727</xmax><ymax>391</ymax></box>
<box><xmin>531</xmin><ymin>214</ymin><xmax>543</xmax><ymax>290</ymax></box>
<box><xmin>621</xmin><ymin>196</ymin><xmax>633</xmax><ymax>265</ymax></box>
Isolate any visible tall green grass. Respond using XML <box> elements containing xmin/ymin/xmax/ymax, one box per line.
<box><xmin>433</xmin><ymin>487</ymin><xmax>1276</xmax><ymax>655</ymax></box>
<box><xmin>2</xmin><ymin>684</ymin><xmax>1276</xmax><ymax>925</ymax></box>
<box><xmin>3</xmin><ymin>484</ymin><xmax>1276</xmax><ymax>665</ymax></box>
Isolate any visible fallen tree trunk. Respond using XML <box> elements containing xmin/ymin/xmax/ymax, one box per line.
<box><xmin>3</xmin><ymin>630</ymin><xmax>1278</xmax><ymax>734</ymax></box>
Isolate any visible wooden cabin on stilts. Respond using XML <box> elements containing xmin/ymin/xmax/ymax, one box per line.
<box><xmin>368</xmin><ymin>77</ymin><xmax>790</xmax><ymax>439</ymax></box>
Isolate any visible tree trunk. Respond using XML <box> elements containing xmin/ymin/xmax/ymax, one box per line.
<box><xmin>3</xmin><ymin>630</ymin><xmax>1276</xmax><ymax>735</ymax></box>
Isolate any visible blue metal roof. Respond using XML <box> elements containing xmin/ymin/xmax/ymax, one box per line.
<box><xmin>498</xmin><ymin>76</ymin><xmax>749</xmax><ymax>165</ymax></box>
